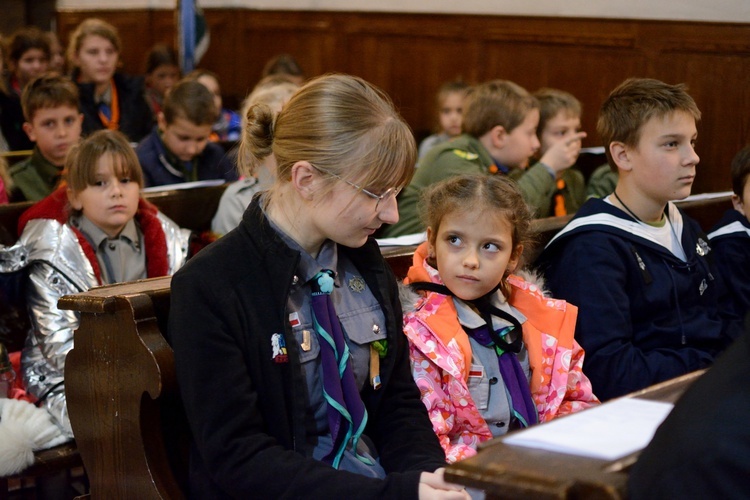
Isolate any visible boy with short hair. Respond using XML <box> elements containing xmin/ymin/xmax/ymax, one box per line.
<box><xmin>0</xmin><ymin>27</ymin><xmax>51</xmax><ymax>151</ymax></box>
<box><xmin>136</xmin><ymin>79</ymin><xmax>237</xmax><ymax>187</ymax></box>
<box><xmin>539</xmin><ymin>78</ymin><xmax>742</xmax><ymax>400</ymax></box>
<box><xmin>383</xmin><ymin>79</ymin><xmax>583</xmax><ymax>237</ymax></box>
<box><xmin>532</xmin><ymin>88</ymin><xmax>588</xmax><ymax>217</ymax></box>
<box><xmin>10</xmin><ymin>74</ymin><xmax>82</xmax><ymax>201</ymax></box>
<box><xmin>708</xmin><ymin>145</ymin><xmax>750</xmax><ymax>321</ymax></box>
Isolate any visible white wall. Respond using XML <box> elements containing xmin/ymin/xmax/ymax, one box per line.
<box><xmin>56</xmin><ymin>0</ymin><xmax>750</xmax><ymax>24</ymax></box>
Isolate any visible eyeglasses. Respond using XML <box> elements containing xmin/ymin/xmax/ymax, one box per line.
<box><xmin>310</xmin><ymin>164</ymin><xmax>402</xmax><ymax>211</ymax></box>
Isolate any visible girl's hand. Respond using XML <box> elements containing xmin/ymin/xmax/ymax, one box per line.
<box><xmin>419</xmin><ymin>468</ymin><xmax>471</xmax><ymax>499</ymax></box>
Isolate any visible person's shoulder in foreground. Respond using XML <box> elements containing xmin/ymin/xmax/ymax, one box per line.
<box><xmin>628</xmin><ymin>314</ymin><xmax>750</xmax><ymax>499</ymax></box>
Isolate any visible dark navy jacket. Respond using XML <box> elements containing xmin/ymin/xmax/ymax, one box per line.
<box><xmin>135</xmin><ymin>127</ymin><xmax>237</xmax><ymax>188</ymax></box>
<box><xmin>537</xmin><ymin>198</ymin><xmax>741</xmax><ymax>400</ymax></box>
<box><xmin>77</xmin><ymin>72</ymin><xmax>153</xmax><ymax>143</ymax></box>
<box><xmin>709</xmin><ymin>208</ymin><xmax>750</xmax><ymax>323</ymax></box>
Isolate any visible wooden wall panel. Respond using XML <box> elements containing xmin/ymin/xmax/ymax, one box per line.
<box><xmin>56</xmin><ymin>9</ymin><xmax>750</xmax><ymax>194</ymax></box>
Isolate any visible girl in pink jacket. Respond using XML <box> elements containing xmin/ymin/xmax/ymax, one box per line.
<box><xmin>402</xmin><ymin>174</ymin><xmax>598</xmax><ymax>463</ymax></box>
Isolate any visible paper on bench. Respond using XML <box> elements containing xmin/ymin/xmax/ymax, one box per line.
<box><xmin>141</xmin><ymin>179</ymin><xmax>226</xmax><ymax>193</ymax></box>
<box><xmin>376</xmin><ymin>232</ymin><xmax>427</xmax><ymax>247</ymax></box>
<box><xmin>503</xmin><ymin>398</ymin><xmax>674</xmax><ymax>461</ymax></box>
<box><xmin>680</xmin><ymin>190</ymin><xmax>732</xmax><ymax>202</ymax></box>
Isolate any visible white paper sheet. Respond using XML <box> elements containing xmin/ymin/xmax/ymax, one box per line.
<box><xmin>503</xmin><ymin>398</ymin><xmax>674</xmax><ymax>461</ymax></box>
<box><xmin>376</xmin><ymin>232</ymin><xmax>427</xmax><ymax>247</ymax></box>
<box><xmin>141</xmin><ymin>179</ymin><xmax>226</xmax><ymax>193</ymax></box>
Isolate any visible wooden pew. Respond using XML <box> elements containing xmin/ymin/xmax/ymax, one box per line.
<box><xmin>444</xmin><ymin>370</ymin><xmax>705</xmax><ymax>499</ymax></box>
<box><xmin>60</xmin><ymin>277</ymin><xmax>183</xmax><ymax>499</ymax></box>
<box><xmin>47</xmin><ymin>192</ymin><xmax>733</xmax><ymax>498</ymax></box>
<box><xmin>59</xmin><ymin>220</ymin><xmax>712</xmax><ymax>499</ymax></box>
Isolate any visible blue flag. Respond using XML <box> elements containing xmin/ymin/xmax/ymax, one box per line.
<box><xmin>178</xmin><ymin>0</ymin><xmax>210</xmax><ymax>73</ymax></box>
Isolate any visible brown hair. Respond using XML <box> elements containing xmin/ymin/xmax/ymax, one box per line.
<box><xmin>730</xmin><ymin>145</ymin><xmax>750</xmax><ymax>198</ymax></box>
<box><xmin>534</xmin><ymin>87</ymin><xmax>582</xmax><ymax>138</ymax></box>
<box><xmin>261</xmin><ymin>54</ymin><xmax>305</xmax><ymax>80</ymax></box>
<box><xmin>597</xmin><ymin>78</ymin><xmax>701</xmax><ymax>171</ymax></box>
<box><xmin>145</xmin><ymin>43</ymin><xmax>179</xmax><ymax>74</ymax></box>
<box><xmin>436</xmin><ymin>80</ymin><xmax>469</xmax><ymax>105</ymax></box>
<box><xmin>162</xmin><ymin>79</ymin><xmax>218</xmax><ymax>126</ymax></box>
<box><xmin>432</xmin><ymin>80</ymin><xmax>470</xmax><ymax>132</ymax></box>
<box><xmin>185</xmin><ymin>68</ymin><xmax>218</xmax><ymax>83</ymax></box>
<box><xmin>7</xmin><ymin>27</ymin><xmax>50</xmax><ymax>64</ymax></box>
<box><xmin>462</xmin><ymin>80</ymin><xmax>538</xmax><ymax>138</ymax></box>
<box><xmin>420</xmin><ymin>173</ymin><xmax>533</xmax><ymax>296</ymax></box>
<box><xmin>66</xmin><ymin>130</ymin><xmax>143</xmax><ymax>195</ymax></box>
<box><xmin>21</xmin><ymin>74</ymin><xmax>80</xmax><ymax>122</ymax></box>
<box><xmin>242</xmin><ymin>73</ymin><xmax>415</xmax><ymax>203</ymax></box>
<box><xmin>67</xmin><ymin>18</ymin><xmax>121</xmax><ymax>69</ymax></box>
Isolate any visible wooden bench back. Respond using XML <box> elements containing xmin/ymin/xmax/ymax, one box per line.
<box><xmin>59</xmin><ymin>277</ymin><xmax>183</xmax><ymax>499</ymax></box>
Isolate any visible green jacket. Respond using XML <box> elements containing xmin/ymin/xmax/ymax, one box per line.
<box><xmin>510</xmin><ymin>162</ymin><xmax>586</xmax><ymax>218</ymax></box>
<box><xmin>9</xmin><ymin>147</ymin><xmax>63</xmax><ymax>202</ymax></box>
<box><xmin>382</xmin><ymin>134</ymin><xmax>585</xmax><ymax>237</ymax></box>
<box><xmin>586</xmin><ymin>163</ymin><xmax>619</xmax><ymax>199</ymax></box>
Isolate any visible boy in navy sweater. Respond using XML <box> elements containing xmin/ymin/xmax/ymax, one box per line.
<box><xmin>136</xmin><ymin>79</ymin><xmax>236</xmax><ymax>188</ymax></box>
<box><xmin>708</xmin><ymin>145</ymin><xmax>750</xmax><ymax>322</ymax></box>
<box><xmin>539</xmin><ymin>78</ymin><xmax>742</xmax><ymax>400</ymax></box>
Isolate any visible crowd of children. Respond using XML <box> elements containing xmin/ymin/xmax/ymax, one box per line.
<box><xmin>0</xmin><ymin>15</ymin><xmax>749</xmax><ymax>499</ymax></box>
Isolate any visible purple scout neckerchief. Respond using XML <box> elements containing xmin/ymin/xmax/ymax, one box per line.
<box><xmin>310</xmin><ymin>270</ymin><xmax>370</xmax><ymax>469</ymax></box>
<box><xmin>410</xmin><ymin>281</ymin><xmax>538</xmax><ymax>429</ymax></box>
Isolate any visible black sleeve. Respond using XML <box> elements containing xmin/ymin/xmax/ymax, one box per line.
<box><xmin>368</xmin><ymin>261</ymin><xmax>447</xmax><ymax>474</ymax></box>
<box><xmin>169</xmin><ymin>255</ymin><xmax>431</xmax><ymax>499</ymax></box>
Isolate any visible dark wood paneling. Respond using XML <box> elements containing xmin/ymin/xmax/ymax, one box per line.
<box><xmin>56</xmin><ymin>9</ymin><xmax>750</xmax><ymax>194</ymax></box>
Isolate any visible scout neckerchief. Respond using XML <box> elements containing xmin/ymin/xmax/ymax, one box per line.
<box><xmin>97</xmin><ymin>79</ymin><xmax>120</xmax><ymax>131</ymax></box>
<box><xmin>410</xmin><ymin>281</ymin><xmax>538</xmax><ymax>429</ymax></box>
<box><xmin>554</xmin><ymin>178</ymin><xmax>567</xmax><ymax>216</ymax></box>
<box><xmin>310</xmin><ymin>270</ymin><xmax>371</xmax><ymax>469</ymax></box>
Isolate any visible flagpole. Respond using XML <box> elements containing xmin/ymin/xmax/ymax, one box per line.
<box><xmin>178</xmin><ymin>0</ymin><xmax>196</xmax><ymax>74</ymax></box>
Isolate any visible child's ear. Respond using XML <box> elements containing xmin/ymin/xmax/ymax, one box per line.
<box><xmin>508</xmin><ymin>244</ymin><xmax>524</xmax><ymax>275</ymax></box>
<box><xmin>157</xmin><ymin>112</ymin><xmax>168</xmax><ymax>132</ymax></box>
<box><xmin>22</xmin><ymin>122</ymin><xmax>36</xmax><ymax>142</ymax></box>
<box><xmin>67</xmin><ymin>187</ymin><xmax>83</xmax><ymax>211</ymax></box>
<box><xmin>732</xmin><ymin>193</ymin><xmax>744</xmax><ymax>213</ymax></box>
<box><xmin>426</xmin><ymin>226</ymin><xmax>435</xmax><ymax>257</ymax></box>
<box><xmin>290</xmin><ymin>161</ymin><xmax>317</xmax><ymax>201</ymax></box>
<box><xmin>610</xmin><ymin>141</ymin><xmax>633</xmax><ymax>172</ymax></box>
<box><xmin>490</xmin><ymin>125</ymin><xmax>508</xmax><ymax>149</ymax></box>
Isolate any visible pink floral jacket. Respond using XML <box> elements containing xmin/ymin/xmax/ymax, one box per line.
<box><xmin>403</xmin><ymin>243</ymin><xmax>599</xmax><ymax>463</ymax></box>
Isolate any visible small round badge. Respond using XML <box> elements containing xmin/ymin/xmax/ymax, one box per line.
<box><xmin>348</xmin><ymin>276</ymin><xmax>366</xmax><ymax>293</ymax></box>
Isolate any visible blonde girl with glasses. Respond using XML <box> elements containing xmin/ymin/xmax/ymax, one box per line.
<box><xmin>170</xmin><ymin>74</ymin><xmax>469</xmax><ymax>499</ymax></box>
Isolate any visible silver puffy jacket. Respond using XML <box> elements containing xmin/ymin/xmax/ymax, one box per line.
<box><xmin>0</xmin><ymin>214</ymin><xmax>190</xmax><ymax>438</ymax></box>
